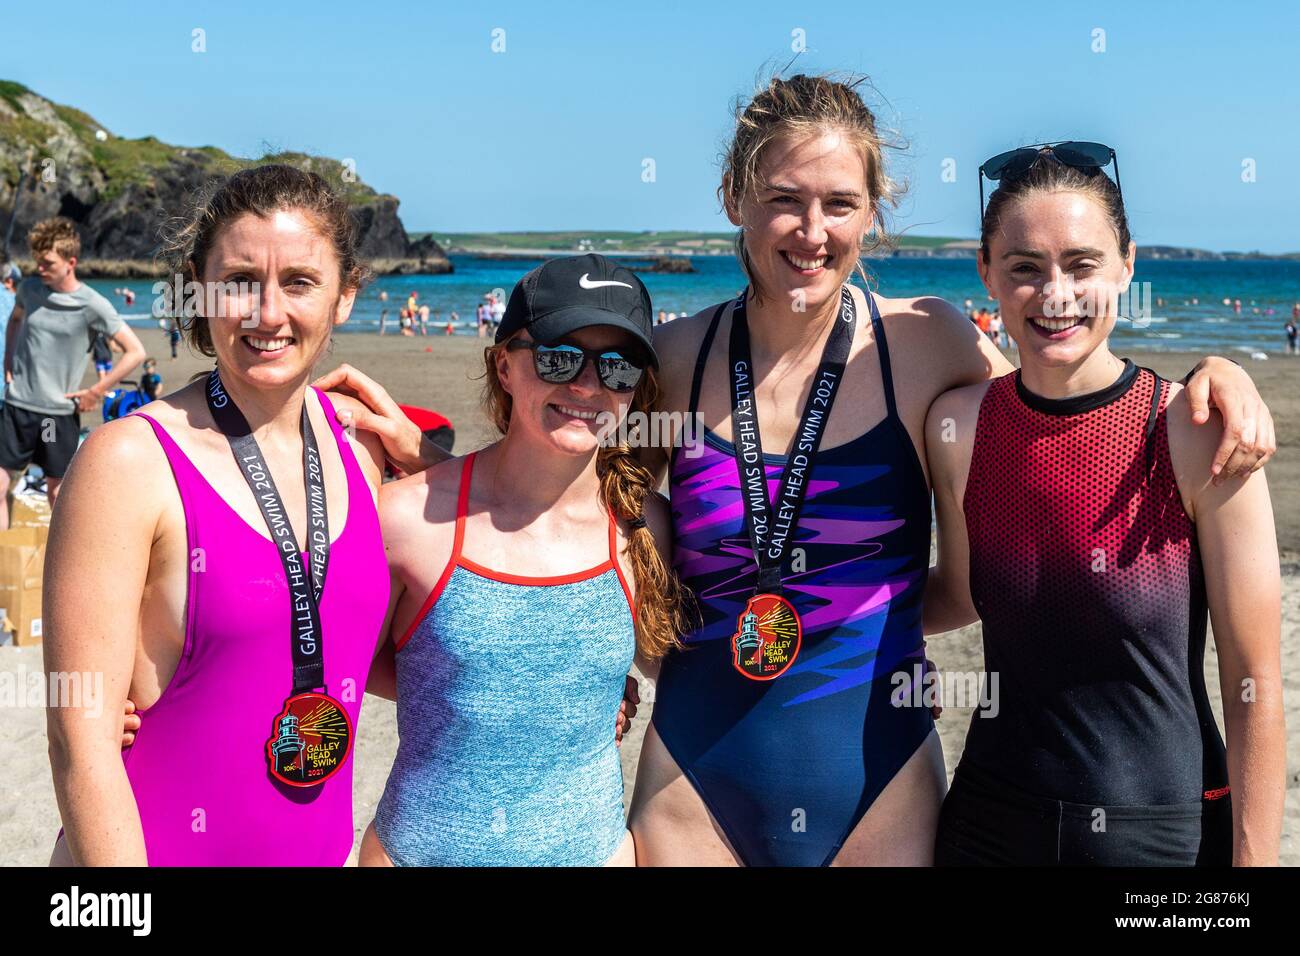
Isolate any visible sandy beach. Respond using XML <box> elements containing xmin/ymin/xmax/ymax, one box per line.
<box><xmin>1</xmin><ymin>327</ymin><xmax>1295</xmax><ymax>866</ymax></box>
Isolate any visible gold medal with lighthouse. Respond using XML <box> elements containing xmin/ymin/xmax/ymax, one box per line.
<box><xmin>731</xmin><ymin>593</ymin><xmax>802</xmax><ymax>681</ymax></box>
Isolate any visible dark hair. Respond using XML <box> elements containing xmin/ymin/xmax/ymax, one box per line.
<box><xmin>159</xmin><ymin>163</ymin><xmax>371</xmax><ymax>357</ymax></box>
<box><xmin>980</xmin><ymin>152</ymin><xmax>1131</xmax><ymax>260</ymax></box>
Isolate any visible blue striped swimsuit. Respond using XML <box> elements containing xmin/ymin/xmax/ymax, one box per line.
<box><xmin>374</xmin><ymin>452</ymin><xmax>636</xmax><ymax>866</ymax></box>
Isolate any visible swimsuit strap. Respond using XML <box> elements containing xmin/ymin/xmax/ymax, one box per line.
<box><xmin>394</xmin><ymin>452</ymin><xmax>473</xmax><ymax>651</ymax></box>
<box><xmin>1143</xmin><ymin>368</ymin><xmax>1166</xmax><ymax>477</ymax></box>
<box><xmin>671</xmin><ymin>300</ymin><xmax>730</xmax><ymax>471</ymax></box>
<box><xmin>687</xmin><ymin>301</ymin><xmax>730</xmax><ymax>415</ymax></box>
<box><xmin>866</xmin><ymin>291</ymin><xmax>900</xmax><ymax>421</ymax></box>
<box><xmin>451</xmin><ymin>450</ymin><xmax>474</xmax><ymax>559</ymax></box>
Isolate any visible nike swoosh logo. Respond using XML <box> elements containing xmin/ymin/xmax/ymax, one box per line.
<box><xmin>579</xmin><ymin>274</ymin><xmax>634</xmax><ymax>291</ymax></box>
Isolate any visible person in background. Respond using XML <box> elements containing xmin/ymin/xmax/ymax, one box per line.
<box><xmin>988</xmin><ymin>310</ymin><xmax>1004</xmax><ymax>348</ymax></box>
<box><xmin>418</xmin><ymin>304</ymin><xmax>430</xmax><ymax>336</ymax></box>
<box><xmin>167</xmin><ymin>316</ymin><xmax>182</xmax><ymax>359</ymax></box>
<box><xmin>1286</xmin><ymin>317</ymin><xmax>1298</xmax><ymax>355</ymax></box>
<box><xmin>0</xmin><ymin>260</ymin><xmax>19</xmax><ymax>406</ymax></box>
<box><xmin>91</xmin><ymin>330</ymin><xmax>113</xmax><ymax>383</ymax></box>
<box><xmin>140</xmin><ymin>358</ymin><xmax>162</xmax><ymax>401</ymax></box>
<box><xmin>0</xmin><ymin>217</ymin><xmax>146</xmax><ymax>524</ymax></box>
<box><xmin>490</xmin><ymin>291</ymin><xmax>506</xmax><ymax>331</ymax></box>
<box><xmin>379</xmin><ymin>307</ymin><xmax>389</xmax><ymax>335</ymax></box>
<box><xmin>124</xmin><ymin>288</ymin><xmax>136</xmax><ymax>307</ymax></box>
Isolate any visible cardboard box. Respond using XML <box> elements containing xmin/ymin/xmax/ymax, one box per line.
<box><xmin>0</xmin><ymin>526</ymin><xmax>47</xmax><ymax>646</ymax></box>
<box><xmin>10</xmin><ymin>493</ymin><xmax>51</xmax><ymax>530</ymax></box>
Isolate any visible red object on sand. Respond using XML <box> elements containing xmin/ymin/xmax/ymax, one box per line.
<box><xmin>399</xmin><ymin>405</ymin><xmax>452</xmax><ymax>433</ymax></box>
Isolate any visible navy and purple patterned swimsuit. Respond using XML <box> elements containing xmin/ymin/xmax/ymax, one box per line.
<box><xmin>652</xmin><ymin>290</ymin><xmax>935</xmax><ymax>866</ymax></box>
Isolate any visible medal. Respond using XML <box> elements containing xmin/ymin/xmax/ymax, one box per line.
<box><xmin>266</xmin><ymin>691</ymin><xmax>354</xmax><ymax>787</ymax></box>
<box><xmin>726</xmin><ymin>287</ymin><xmax>856</xmax><ymax>680</ymax></box>
<box><xmin>731</xmin><ymin>592</ymin><xmax>803</xmax><ymax>681</ymax></box>
<box><xmin>205</xmin><ymin>369</ymin><xmax>353</xmax><ymax>787</ymax></box>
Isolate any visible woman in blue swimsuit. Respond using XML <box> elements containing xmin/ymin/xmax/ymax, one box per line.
<box><xmin>627</xmin><ymin>73</ymin><xmax>1276</xmax><ymax>866</ymax></box>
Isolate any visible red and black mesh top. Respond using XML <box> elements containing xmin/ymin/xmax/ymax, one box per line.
<box><xmin>960</xmin><ymin>360</ymin><xmax>1228</xmax><ymax>806</ymax></box>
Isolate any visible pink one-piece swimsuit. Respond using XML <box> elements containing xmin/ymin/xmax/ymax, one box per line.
<box><xmin>105</xmin><ymin>388</ymin><xmax>389</xmax><ymax>865</ymax></box>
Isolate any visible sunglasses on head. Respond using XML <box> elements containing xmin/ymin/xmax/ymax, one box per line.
<box><xmin>506</xmin><ymin>338</ymin><xmax>647</xmax><ymax>392</ymax></box>
<box><xmin>978</xmin><ymin>141</ymin><xmax>1121</xmax><ymax>214</ymax></box>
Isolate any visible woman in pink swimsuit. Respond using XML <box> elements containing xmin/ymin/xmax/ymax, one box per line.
<box><xmin>43</xmin><ymin>165</ymin><xmax>424</xmax><ymax>866</ymax></box>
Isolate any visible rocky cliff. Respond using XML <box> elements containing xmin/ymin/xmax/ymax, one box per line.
<box><xmin>0</xmin><ymin>80</ymin><xmax>450</xmax><ymax>274</ymax></box>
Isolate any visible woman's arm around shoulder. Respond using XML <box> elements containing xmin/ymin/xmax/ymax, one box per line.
<box><xmin>875</xmin><ymin>293</ymin><xmax>1015</xmax><ymax>393</ymax></box>
<box><xmin>1166</xmin><ymin>384</ymin><xmax>1285</xmax><ymax>865</ymax></box>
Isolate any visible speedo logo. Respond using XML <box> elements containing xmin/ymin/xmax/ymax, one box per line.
<box><xmin>50</xmin><ymin>886</ymin><xmax>152</xmax><ymax>936</ymax></box>
<box><xmin>578</xmin><ymin>273</ymin><xmax>633</xmax><ymax>291</ymax></box>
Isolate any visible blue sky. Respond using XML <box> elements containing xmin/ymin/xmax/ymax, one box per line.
<box><xmin>7</xmin><ymin>0</ymin><xmax>1298</xmax><ymax>251</ymax></box>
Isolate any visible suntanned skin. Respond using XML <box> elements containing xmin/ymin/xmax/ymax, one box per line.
<box><xmin>627</xmin><ymin>130</ymin><xmax>1278</xmax><ymax>867</ymax></box>
<box><xmin>924</xmin><ymin>190</ymin><xmax>1284</xmax><ymax>864</ymax></box>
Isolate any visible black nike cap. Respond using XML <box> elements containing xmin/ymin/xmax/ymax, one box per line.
<box><xmin>495</xmin><ymin>254</ymin><xmax>658</xmax><ymax>367</ymax></box>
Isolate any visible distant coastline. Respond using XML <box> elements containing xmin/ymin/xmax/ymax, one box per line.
<box><xmin>429</xmin><ymin>232</ymin><xmax>1300</xmax><ymax>263</ymax></box>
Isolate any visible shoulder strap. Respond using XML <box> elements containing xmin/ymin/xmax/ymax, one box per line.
<box><xmin>1143</xmin><ymin>368</ymin><xmax>1165</xmax><ymax>476</ymax></box>
<box><xmin>687</xmin><ymin>302</ymin><xmax>729</xmax><ymax>415</ymax></box>
<box><xmin>393</xmin><ymin>452</ymin><xmax>475</xmax><ymax>653</ymax></box>
<box><xmin>866</xmin><ymin>291</ymin><xmax>899</xmax><ymax>420</ymax></box>
<box><xmin>606</xmin><ymin>508</ymin><xmax>636</xmax><ymax>620</ymax></box>
<box><xmin>606</xmin><ymin>509</ymin><xmax>619</xmax><ymax>564</ymax></box>
<box><xmin>453</xmin><ymin>451</ymin><xmax>474</xmax><ymax>558</ymax></box>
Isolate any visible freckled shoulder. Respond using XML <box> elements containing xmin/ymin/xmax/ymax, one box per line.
<box><xmin>378</xmin><ymin>455</ymin><xmax>463</xmax><ymax>560</ymax></box>
<box><xmin>651</xmin><ymin>304</ymin><xmax>730</xmax><ymax>415</ymax></box>
<box><xmin>864</xmin><ymin>289</ymin><xmax>1012</xmax><ymax>395</ymax></box>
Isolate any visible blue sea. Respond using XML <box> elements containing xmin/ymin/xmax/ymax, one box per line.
<box><xmin>96</xmin><ymin>254</ymin><xmax>1300</xmax><ymax>356</ymax></box>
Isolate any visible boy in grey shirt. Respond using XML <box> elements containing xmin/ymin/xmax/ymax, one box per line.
<box><xmin>0</xmin><ymin>217</ymin><xmax>145</xmax><ymax>525</ymax></box>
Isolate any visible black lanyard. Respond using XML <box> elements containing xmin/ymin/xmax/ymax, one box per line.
<box><xmin>205</xmin><ymin>370</ymin><xmax>331</xmax><ymax>694</ymax></box>
<box><xmin>728</xmin><ymin>286</ymin><xmax>856</xmax><ymax>594</ymax></box>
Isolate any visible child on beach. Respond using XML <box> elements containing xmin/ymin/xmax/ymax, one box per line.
<box><xmin>140</xmin><ymin>358</ymin><xmax>162</xmax><ymax>401</ymax></box>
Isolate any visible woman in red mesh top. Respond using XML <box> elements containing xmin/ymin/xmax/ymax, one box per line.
<box><xmin>924</xmin><ymin>145</ymin><xmax>1284</xmax><ymax>866</ymax></box>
